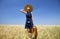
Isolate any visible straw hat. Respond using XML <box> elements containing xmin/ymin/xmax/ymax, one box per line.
<box><xmin>24</xmin><ymin>4</ymin><xmax>33</xmax><ymax>12</ymax></box>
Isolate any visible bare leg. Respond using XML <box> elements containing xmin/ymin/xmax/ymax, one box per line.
<box><xmin>32</xmin><ymin>26</ymin><xmax>38</xmax><ymax>39</ymax></box>
<box><xmin>26</xmin><ymin>26</ymin><xmax>38</xmax><ymax>39</ymax></box>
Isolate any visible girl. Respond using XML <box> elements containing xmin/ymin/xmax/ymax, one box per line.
<box><xmin>20</xmin><ymin>4</ymin><xmax>38</xmax><ymax>39</ymax></box>
<box><xmin>20</xmin><ymin>4</ymin><xmax>33</xmax><ymax>33</ymax></box>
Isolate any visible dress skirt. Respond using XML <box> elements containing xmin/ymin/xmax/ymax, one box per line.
<box><xmin>25</xmin><ymin>19</ymin><xmax>33</xmax><ymax>29</ymax></box>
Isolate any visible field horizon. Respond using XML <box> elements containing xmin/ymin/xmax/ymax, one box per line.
<box><xmin>0</xmin><ymin>25</ymin><xmax>60</xmax><ymax>39</ymax></box>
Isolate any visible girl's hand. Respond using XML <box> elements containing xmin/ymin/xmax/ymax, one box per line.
<box><xmin>20</xmin><ymin>9</ymin><xmax>27</xmax><ymax>14</ymax></box>
<box><xmin>20</xmin><ymin>9</ymin><xmax>23</xmax><ymax>11</ymax></box>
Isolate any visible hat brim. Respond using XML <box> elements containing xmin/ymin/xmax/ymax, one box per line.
<box><xmin>24</xmin><ymin>4</ymin><xmax>33</xmax><ymax>12</ymax></box>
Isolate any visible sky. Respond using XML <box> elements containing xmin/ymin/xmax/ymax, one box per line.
<box><xmin>0</xmin><ymin>0</ymin><xmax>60</xmax><ymax>25</ymax></box>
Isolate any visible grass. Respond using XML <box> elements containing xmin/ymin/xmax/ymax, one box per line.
<box><xmin>0</xmin><ymin>25</ymin><xmax>60</xmax><ymax>39</ymax></box>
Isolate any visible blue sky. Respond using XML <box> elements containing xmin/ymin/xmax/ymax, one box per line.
<box><xmin>0</xmin><ymin>0</ymin><xmax>60</xmax><ymax>25</ymax></box>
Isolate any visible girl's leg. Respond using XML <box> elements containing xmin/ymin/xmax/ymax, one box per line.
<box><xmin>32</xmin><ymin>26</ymin><xmax>38</xmax><ymax>39</ymax></box>
<box><xmin>27</xmin><ymin>28</ymin><xmax>32</xmax><ymax>39</ymax></box>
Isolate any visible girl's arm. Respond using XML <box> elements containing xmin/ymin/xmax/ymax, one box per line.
<box><xmin>31</xmin><ymin>12</ymin><xmax>32</xmax><ymax>14</ymax></box>
<box><xmin>31</xmin><ymin>12</ymin><xmax>34</xmax><ymax>24</ymax></box>
<box><xmin>20</xmin><ymin>9</ymin><xmax>27</xmax><ymax>14</ymax></box>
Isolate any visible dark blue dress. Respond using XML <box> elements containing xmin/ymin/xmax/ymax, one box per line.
<box><xmin>25</xmin><ymin>12</ymin><xmax>33</xmax><ymax>29</ymax></box>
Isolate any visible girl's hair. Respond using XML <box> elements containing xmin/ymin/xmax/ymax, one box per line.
<box><xmin>24</xmin><ymin>4</ymin><xmax>33</xmax><ymax>12</ymax></box>
<box><xmin>27</xmin><ymin>9</ymin><xmax>31</xmax><ymax>12</ymax></box>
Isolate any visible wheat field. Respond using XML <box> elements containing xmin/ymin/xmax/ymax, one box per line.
<box><xmin>0</xmin><ymin>25</ymin><xmax>60</xmax><ymax>39</ymax></box>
